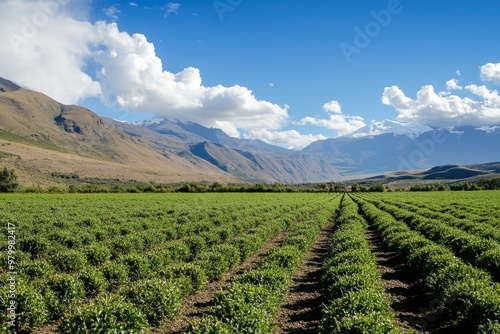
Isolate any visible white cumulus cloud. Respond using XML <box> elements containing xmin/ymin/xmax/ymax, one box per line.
<box><xmin>0</xmin><ymin>0</ymin><xmax>101</xmax><ymax>104</ymax></box>
<box><xmin>446</xmin><ymin>79</ymin><xmax>462</xmax><ymax>91</ymax></box>
<box><xmin>300</xmin><ymin>100</ymin><xmax>366</xmax><ymax>136</ymax></box>
<box><xmin>382</xmin><ymin>78</ymin><xmax>500</xmax><ymax>127</ymax></box>
<box><xmin>480</xmin><ymin>63</ymin><xmax>500</xmax><ymax>83</ymax></box>
<box><xmin>0</xmin><ymin>0</ymin><xmax>289</xmax><ymax>142</ymax></box>
<box><xmin>323</xmin><ymin>100</ymin><xmax>342</xmax><ymax>113</ymax></box>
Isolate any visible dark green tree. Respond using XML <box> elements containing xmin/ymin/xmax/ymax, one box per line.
<box><xmin>0</xmin><ymin>166</ymin><xmax>19</xmax><ymax>192</ymax></box>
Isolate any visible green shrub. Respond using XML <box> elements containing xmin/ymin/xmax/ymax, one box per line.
<box><xmin>199</xmin><ymin>230</ymin><xmax>221</xmax><ymax>247</ymax></box>
<box><xmin>231</xmin><ymin>234</ymin><xmax>260</xmax><ymax>260</ymax></box>
<box><xmin>21</xmin><ymin>258</ymin><xmax>55</xmax><ymax>279</ymax></box>
<box><xmin>102</xmin><ymin>262</ymin><xmax>129</xmax><ymax>292</ymax></box>
<box><xmin>459</xmin><ymin>238</ymin><xmax>496</xmax><ymax>264</ymax></box>
<box><xmin>120</xmin><ymin>253</ymin><xmax>151</xmax><ymax>280</ymax></box>
<box><xmin>111</xmin><ymin>235</ymin><xmax>144</xmax><ymax>256</ymax></box>
<box><xmin>121</xmin><ymin>278</ymin><xmax>182</xmax><ymax>326</ymax></box>
<box><xmin>18</xmin><ymin>236</ymin><xmax>50</xmax><ymax>258</ymax></box>
<box><xmin>321</xmin><ymin>289</ymin><xmax>395</xmax><ymax>333</ymax></box>
<box><xmin>211</xmin><ymin>282</ymin><xmax>279</xmax><ymax>333</ymax></box>
<box><xmin>326</xmin><ymin>271</ymin><xmax>381</xmax><ymax>299</ymax></box>
<box><xmin>0</xmin><ymin>166</ymin><xmax>19</xmax><ymax>192</ymax></box>
<box><xmin>478</xmin><ymin>320</ymin><xmax>500</xmax><ymax>334</ymax></box>
<box><xmin>262</xmin><ymin>245</ymin><xmax>301</xmax><ymax>271</ymax></box>
<box><xmin>323</xmin><ymin>249</ymin><xmax>373</xmax><ymax>268</ymax></box>
<box><xmin>78</xmin><ymin>266</ymin><xmax>109</xmax><ymax>297</ymax></box>
<box><xmin>187</xmin><ymin>315</ymin><xmax>233</xmax><ymax>334</ymax></box>
<box><xmin>59</xmin><ymin>293</ymin><xmax>148</xmax><ymax>334</ymax></box>
<box><xmin>477</xmin><ymin>248</ymin><xmax>500</xmax><ymax>281</ymax></box>
<box><xmin>214</xmin><ymin>244</ymin><xmax>241</xmax><ymax>269</ymax></box>
<box><xmin>163</xmin><ymin>240</ymin><xmax>191</xmax><ymax>262</ymax></box>
<box><xmin>84</xmin><ymin>244</ymin><xmax>112</xmax><ymax>266</ymax></box>
<box><xmin>184</xmin><ymin>236</ymin><xmax>207</xmax><ymax>260</ymax></box>
<box><xmin>51</xmin><ymin>249</ymin><xmax>87</xmax><ymax>273</ymax></box>
<box><xmin>282</xmin><ymin>234</ymin><xmax>311</xmax><ymax>252</ymax></box>
<box><xmin>195</xmin><ymin>244</ymin><xmax>241</xmax><ymax>281</ymax></box>
<box><xmin>195</xmin><ymin>251</ymin><xmax>230</xmax><ymax>281</ymax></box>
<box><xmin>162</xmin><ymin>263</ymin><xmax>207</xmax><ymax>296</ymax></box>
<box><xmin>45</xmin><ymin>273</ymin><xmax>85</xmax><ymax>319</ymax></box>
<box><xmin>235</xmin><ymin>268</ymin><xmax>289</xmax><ymax>293</ymax></box>
<box><xmin>406</xmin><ymin>244</ymin><xmax>455</xmax><ymax>275</ymax></box>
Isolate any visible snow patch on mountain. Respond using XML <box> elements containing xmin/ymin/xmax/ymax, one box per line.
<box><xmin>344</xmin><ymin>119</ymin><xmax>433</xmax><ymax>139</ymax></box>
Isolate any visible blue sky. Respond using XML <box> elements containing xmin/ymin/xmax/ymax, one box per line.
<box><xmin>1</xmin><ymin>0</ymin><xmax>500</xmax><ymax>148</ymax></box>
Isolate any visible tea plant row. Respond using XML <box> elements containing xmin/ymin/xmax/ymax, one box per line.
<box><xmin>320</xmin><ymin>194</ymin><xmax>411</xmax><ymax>333</ymax></box>
<box><xmin>359</xmin><ymin>194</ymin><xmax>500</xmax><ymax>281</ymax></box>
<box><xmin>0</xmin><ymin>193</ymin><xmax>334</xmax><ymax>333</ymax></box>
<box><xmin>187</xmin><ymin>195</ymin><xmax>341</xmax><ymax>333</ymax></box>
<box><xmin>352</xmin><ymin>195</ymin><xmax>500</xmax><ymax>332</ymax></box>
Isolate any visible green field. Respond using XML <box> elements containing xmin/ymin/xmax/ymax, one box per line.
<box><xmin>1</xmin><ymin>192</ymin><xmax>500</xmax><ymax>333</ymax></box>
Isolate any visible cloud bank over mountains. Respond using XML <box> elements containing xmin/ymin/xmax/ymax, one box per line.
<box><xmin>382</xmin><ymin>77</ymin><xmax>500</xmax><ymax>128</ymax></box>
<box><xmin>0</xmin><ymin>0</ymin><xmax>302</xmax><ymax>145</ymax></box>
<box><xmin>0</xmin><ymin>0</ymin><xmax>499</xmax><ymax>149</ymax></box>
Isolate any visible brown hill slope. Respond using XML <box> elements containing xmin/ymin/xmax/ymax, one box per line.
<box><xmin>0</xmin><ymin>78</ymin><xmax>237</xmax><ymax>186</ymax></box>
<box><xmin>109</xmin><ymin>119</ymin><xmax>341</xmax><ymax>184</ymax></box>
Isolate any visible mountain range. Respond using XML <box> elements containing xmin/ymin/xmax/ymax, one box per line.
<box><xmin>1</xmin><ymin>77</ymin><xmax>499</xmax><ymax>186</ymax></box>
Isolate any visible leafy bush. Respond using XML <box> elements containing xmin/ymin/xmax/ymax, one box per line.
<box><xmin>45</xmin><ymin>273</ymin><xmax>85</xmax><ymax>319</ymax></box>
<box><xmin>51</xmin><ymin>249</ymin><xmax>87</xmax><ymax>273</ymax></box>
<box><xmin>188</xmin><ymin>315</ymin><xmax>233</xmax><ymax>334</ymax></box>
<box><xmin>262</xmin><ymin>245</ymin><xmax>302</xmax><ymax>271</ymax></box>
<box><xmin>231</xmin><ymin>234</ymin><xmax>260</xmax><ymax>260</ymax></box>
<box><xmin>477</xmin><ymin>248</ymin><xmax>500</xmax><ymax>281</ymax></box>
<box><xmin>184</xmin><ymin>235</ymin><xmax>207</xmax><ymax>261</ymax></box>
<box><xmin>195</xmin><ymin>251</ymin><xmax>230</xmax><ymax>281</ymax></box>
<box><xmin>59</xmin><ymin>293</ymin><xmax>148</xmax><ymax>334</ymax></box>
<box><xmin>21</xmin><ymin>258</ymin><xmax>55</xmax><ymax>279</ymax></box>
<box><xmin>211</xmin><ymin>282</ymin><xmax>279</xmax><ymax>333</ymax></box>
<box><xmin>282</xmin><ymin>234</ymin><xmax>311</xmax><ymax>252</ymax></box>
<box><xmin>195</xmin><ymin>244</ymin><xmax>240</xmax><ymax>281</ymax></box>
<box><xmin>120</xmin><ymin>253</ymin><xmax>151</xmax><ymax>280</ymax></box>
<box><xmin>121</xmin><ymin>278</ymin><xmax>182</xmax><ymax>326</ymax></box>
<box><xmin>102</xmin><ymin>262</ymin><xmax>129</xmax><ymax>292</ymax></box>
<box><xmin>235</xmin><ymin>268</ymin><xmax>289</xmax><ymax>293</ymax></box>
<box><xmin>84</xmin><ymin>244</ymin><xmax>112</xmax><ymax>266</ymax></box>
<box><xmin>162</xmin><ymin>263</ymin><xmax>207</xmax><ymax>296</ymax></box>
<box><xmin>478</xmin><ymin>320</ymin><xmax>500</xmax><ymax>334</ymax></box>
<box><xmin>163</xmin><ymin>240</ymin><xmax>191</xmax><ymax>262</ymax></box>
<box><xmin>18</xmin><ymin>236</ymin><xmax>50</xmax><ymax>258</ymax></box>
<box><xmin>78</xmin><ymin>266</ymin><xmax>109</xmax><ymax>297</ymax></box>
<box><xmin>0</xmin><ymin>166</ymin><xmax>19</xmax><ymax>192</ymax></box>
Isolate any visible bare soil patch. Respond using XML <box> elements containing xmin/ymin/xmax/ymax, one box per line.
<box><xmin>274</xmin><ymin>222</ymin><xmax>334</xmax><ymax>334</ymax></box>
<box><xmin>364</xmin><ymin>225</ymin><xmax>470</xmax><ymax>334</ymax></box>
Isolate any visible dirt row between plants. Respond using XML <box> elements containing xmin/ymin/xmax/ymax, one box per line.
<box><xmin>363</xmin><ymin>225</ymin><xmax>467</xmax><ymax>334</ymax></box>
<box><xmin>274</xmin><ymin>221</ymin><xmax>334</xmax><ymax>334</ymax></box>
<box><xmin>159</xmin><ymin>230</ymin><xmax>289</xmax><ymax>334</ymax></box>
